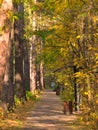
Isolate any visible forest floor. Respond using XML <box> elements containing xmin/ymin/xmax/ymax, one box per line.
<box><xmin>0</xmin><ymin>89</ymin><xmax>88</xmax><ymax>130</ymax></box>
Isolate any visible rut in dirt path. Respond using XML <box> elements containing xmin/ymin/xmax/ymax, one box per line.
<box><xmin>22</xmin><ymin>89</ymin><xmax>78</xmax><ymax>130</ymax></box>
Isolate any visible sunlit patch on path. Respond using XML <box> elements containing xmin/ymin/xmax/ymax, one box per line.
<box><xmin>22</xmin><ymin>89</ymin><xmax>82</xmax><ymax>130</ymax></box>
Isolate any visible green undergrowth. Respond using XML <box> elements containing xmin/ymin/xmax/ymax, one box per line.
<box><xmin>26</xmin><ymin>90</ymin><xmax>41</xmax><ymax>101</ymax></box>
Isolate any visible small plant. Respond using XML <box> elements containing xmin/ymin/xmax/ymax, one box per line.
<box><xmin>14</xmin><ymin>96</ymin><xmax>21</xmax><ymax>106</ymax></box>
<box><xmin>26</xmin><ymin>91</ymin><xmax>39</xmax><ymax>101</ymax></box>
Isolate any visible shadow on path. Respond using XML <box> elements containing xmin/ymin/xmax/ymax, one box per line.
<box><xmin>21</xmin><ymin>89</ymin><xmax>78</xmax><ymax>130</ymax></box>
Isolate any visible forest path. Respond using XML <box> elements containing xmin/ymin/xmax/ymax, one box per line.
<box><xmin>22</xmin><ymin>89</ymin><xmax>83</xmax><ymax>130</ymax></box>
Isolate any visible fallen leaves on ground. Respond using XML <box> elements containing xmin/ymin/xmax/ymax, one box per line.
<box><xmin>0</xmin><ymin>100</ymin><xmax>35</xmax><ymax>130</ymax></box>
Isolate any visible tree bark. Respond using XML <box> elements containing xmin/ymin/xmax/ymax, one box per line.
<box><xmin>14</xmin><ymin>1</ymin><xmax>26</xmax><ymax>101</ymax></box>
<box><xmin>23</xmin><ymin>42</ymin><xmax>30</xmax><ymax>91</ymax></box>
<box><xmin>29</xmin><ymin>0</ymin><xmax>37</xmax><ymax>92</ymax></box>
<box><xmin>0</xmin><ymin>0</ymin><xmax>13</xmax><ymax>116</ymax></box>
<box><xmin>40</xmin><ymin>61</ymin><xmax>44</xmax><ymax>90</ymax></box>
<box><xmin>30</xmin><ymin>36</ymin><xmax>37</xmax><ymax>92</ymax></box>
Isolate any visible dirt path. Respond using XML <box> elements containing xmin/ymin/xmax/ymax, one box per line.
<box><xmin>21</xmin><ymin>89</ymin><xmax>82</xmax><ymax>130</ymax></box>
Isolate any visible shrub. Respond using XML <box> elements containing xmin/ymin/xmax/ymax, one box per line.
<box><xmin>14</xmin><ymin>96</ymin><xmax>21</xmax><ymax>106</ymax></box>
<box><xmin>26</xmin><ymin>91</ymin><xmax>37</xmax><ymax>101</ymax></box>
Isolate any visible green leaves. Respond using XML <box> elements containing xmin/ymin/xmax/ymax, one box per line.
<box><xmin>35</xmin><ymin>29</ymin><xmax>54</xmax><ymax>38</ymax></box>
<box><xmin>13</xmin><ymin>0</ymin><xmax>24</xmax><ymax>4</ymax></box>
<box><xmin>31</xmin><ymin>5</ymin><xmax>38</xmax><ymax>12</ymax></box>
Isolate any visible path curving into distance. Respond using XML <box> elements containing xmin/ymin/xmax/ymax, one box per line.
<box><xmin>22</xmin><ymin>89</ymin><xmax>81</xmax><ymax>130</ymax></box>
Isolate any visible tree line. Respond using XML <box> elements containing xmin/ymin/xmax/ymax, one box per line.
<box><xmin>0</xmin><ymin>0</ymin><xmax>45</xmax><ymax>116</ymax></box>
<box><xmin>0</xmin><ymin>0</ymin><xmax>98</xmax><ymax>129</ymax></box>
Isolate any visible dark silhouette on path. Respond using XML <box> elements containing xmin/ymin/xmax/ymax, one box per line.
<box><xmin>22</xmin><ymin>90</ymin><xmax>80</xmax><ymax>130</ymax></box>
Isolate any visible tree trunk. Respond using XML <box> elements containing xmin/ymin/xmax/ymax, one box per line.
<box><xmin>1</xmin><ymin>35</ymin><xmax>15</xmax><ymax>113</ymax></box>
<box><xmin>36</xmin><ymin>66</ymin><xmax>41</xmax><ymax>90</ymax></box>
<box><xmin>30</xmin><ymin>36</ymin><xmax>37</xmax><ymax>92</ymax></box>
<box><xmin>0</xmin><ymin>0</ymin><xmax>13</xmax><ymax>116</ymax></box>
<box><xmin>14</xmin><ymin>2</ymin><xmax>26</xmax><ymax>101</ymax></box>
<box><xmin>40</xmin><ymin>61</ymin><xmax>44</xmax><ymax>90</ymax></box>
<box><xmin>29</xmin><ymin>0</ymin><xmax>37</xmax><ymax>92</ymax></box>
<box><xmin>23</xmin><ymin>42</ymin><xmax>30</xmax><ymax>91</ymax></box>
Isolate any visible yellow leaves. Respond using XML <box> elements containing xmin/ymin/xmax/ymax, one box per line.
<box><xmin>96</xmin><ymin>94</ymin><xmax>98</xmax><ymax>98</ymax></box>
<box><xmin>0</xmin><ymin>107</ymin><xmax>3</xmax><ymax>118</ymax></box>
<box><xmin>90</xmin><ymin>113</ymin><xmax>96</xmax><ymax>118</ymax></box>
<box><xmin>54</xmin><ymin>0</ymin><xmax>67</xmax><ymax>15</ymax></box>
<box><xmin>88</xmin><ymin>46</ymin><xmax>93</xmax><ymax>51</ymax></box>
<box><xmin>96</xmin><ymin>99</ymin><xmax>98</xmax><ymax>104</ymax></box>
<box><xmin>74</xmin><ymin>71</ymin><xmax>88</xmax><ymax>84</ymax></box>
<box><xmin>60</xmin><ymin>48</ymin><xmax>67</xmax><ymax>57</ymax></box>
<box><xmin>60</xmin><ymin>48</ymin><xmax>65</xmax><ymax>53</ymax></box>
<box><xmin>74</xmin><ymin>57</ymin><xmax>84</xmax><ymax>69</ymax></box>
<box><xmin>74</xmin><ymin>71</ymin><xmax>86</xmax><ymax>78</ymax></box>
<box><xmin>96</xmin><ymin>94</ymin><xmax>98</xmax><ymax>104</ymax></box>
<box><xmin>0</xmin><ymin>0</ymin><xmax>3</xmax><ymax>6</ymax></box>
<box><xmin>52</xmin><ymin>24</ymin><xmax>63</xmax><ymax>31</ymax></box>
<box><xmin>94</xmin><ymin>33</ymin><xmax>98</xmax><ymax>38</ymax></box>
<box><xmin>0</xmin><ymin>27</ymin><xmax>3</xmax><ymax>35</ymax></box>
<box><xmin>14</xmin><ymin>96</ymin><xmax>21</xmax><ymax>106</ymax></box>
<box><xmin>84</xmin><ymin>91</ymin><xmax>89</xmax><ymax>96</ymax></box>
<box><xmin>7</xmin><ymin>10</ymin><xmax>13</xmax><ymax>19</ymax></box>
<box><xmin>80</xmin><ymin>117</ymin><xmax>83</xmax><ymax>121</ymax></box>
<box><xmin>95</xmin><ymin>53</ymin><xmax>98</xmax><ymax>64</ymax></box>
<box><xmin>76</xmin><ymin>35</ymin><xmax>81</xmax><ymax>39</ymax></box>
<box><xmin>93</xmin><ymin>16</ymin><xmax>98</xmax><ymax>23</ymax></box>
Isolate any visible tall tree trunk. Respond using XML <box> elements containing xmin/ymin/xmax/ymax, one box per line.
<box><xmin>36</xmin><ymin>65</ymin><xmax>41</xmax><ymax>90</ymax></box>
<box><xmin>23</xmin><ymin>42</ymin><xmax>30</xmax><ymax>91</ymax></box>
<box><xmin>36</xmin><ymin>39</ymin><xmax>44</xmax><ymax>90</ymax></box>
<box><xmin>14</xmin><ymin>1</ymin><xmax>26</xmax><ymax>101</ymax></box>
<box><xmin>0</xmin><ymin>0</ymin><xmax>13</xmax><ymax>116</ymax></box>
<box><xmin>39</xmin><ymin>37</ymin><xmax>44</xmax><ymax>90</ymax></box>
<box><xmin>30</xmin><ymin>36</ymin><xmax>37</xmax><ymax>92</ymax></box>
<box><xmin>29</xmin><ymin>0</ymin><xmax>37</xmax><ymax>92</ymax></box>
<box><xmin>36</xmin><ymin>7</ymin><xmax>45</xmax><ymax>90</ymax></box>
<box><xmin>1</xmin><ymin>40</ymin><xmax>14</xmax><ymax>115</ymax></box>
<box><xmin>40</xmin><ymin>61</ymin><xmax>44</xmax><ymax>90</ymax></box>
